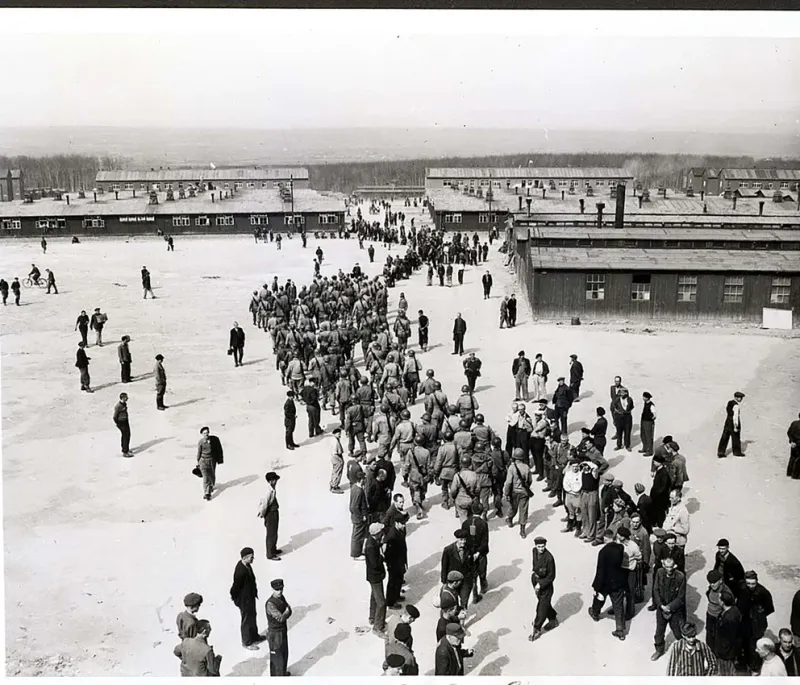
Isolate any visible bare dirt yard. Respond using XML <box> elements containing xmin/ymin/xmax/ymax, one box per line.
<box><xmin>3</xmin><ymin>214</ymin><xmax>799</xmax><ymax>676</ymax></box>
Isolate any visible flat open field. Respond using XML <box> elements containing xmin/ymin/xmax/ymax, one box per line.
<box><xmin>2</xmin><ymin>216</ymin><xmax>800</xmax><ymax>676</ymax></box>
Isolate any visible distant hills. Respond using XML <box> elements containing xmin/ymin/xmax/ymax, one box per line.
<box><xmin>1</xmin><ymin>126</ymin><xmax>798</xmax><ymax>167</ymax></box>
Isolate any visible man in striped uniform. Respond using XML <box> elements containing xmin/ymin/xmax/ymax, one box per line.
<box><xmin>665</xmin><ymin>622</ymin><xmax>718</xmax><ymax>675</ymax></box>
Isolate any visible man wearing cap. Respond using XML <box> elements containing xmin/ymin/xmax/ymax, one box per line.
<box><xmin>229</xmin><ymin>321</ymin><xmax>246</xmax><ymax>368</ymax></box>
<box><xmin>530</xmin><ymin>537</ymin><xmax>558</xmax><ymax>641</ymax></box>
<box><xmin>633</xmin><ymin>483</ymin><xmax>653</xmax><ymax>534</ymax></box>
<box><xmin>462</xmin><ymin>352</ymin><xmax>482</xmax><ymax>394</ymax></box>
<box><xmin>713</xmin><ymin>590</ymin><xmax>743</xmax><ymax>675</ymax></box>
<box><xmin>386</xmin><ymin>604</ymin><xmax>419</xmax><ymax>655</ymax></box>
<box><xmin>713</xmin><ymin>539</ymin><xmax>745</xmax><ymax>599</ymax></box>
<box><xmin>349</xmin><ymin>471</ymin><xmax>369</xmax><ymax>559</ymax></box>
<box><xmin>455</xmin><ymin>386</ymin><xmax>479</xmax><ymax>429</ymax></box>
<box><xmin>649</xmin><ymin>456</ymin><xmax>673</xmax><ymax>528</ymax></box>
<box><xmin>328</xmin><ymin>427</ymin><xmax>345</xmax><ymax>493</ymax></box>
<box><xmin>300</xmin><ymin>377</ymin><xmax>324</xmax><ymax>438</ymax></box>
<box><xmin>504</xmin><ymin>448</ymin><xmax>533</xmax><ymax>539</ymax></box>
<box><xmin>663</xmin><ymin>488</ymin><xmax>690</xmax><ymax>549</ymax></box>
<box><xmin>590</xmin><ymin>407</ymin><xmax>608</xmax><ymax>454</ymax></box>
<box><xmin>664</xmin><ymin>441</ymin><xmax>689</xmax><ymax>492</ymax></box>
<box><xmin>345</xmin><ymin>400</ymin><xmax>368</xmax><ymax>458</ymax></box>
<box><xmin>365</xmin><ymin>522</ymin><xmax>388</xmax><ymax>636</ymax></box>
<box><xmin>441</xmin><ymin>530</ymin><xmax>476</xmax><ymax>610</ymax></box>
<box><xmin>629</xmin><ymin>512</ymin><xmax>651</xmax><ymax>602</ymax></box>
<box><xmin>512</xmin><ymin>351</ymin><xmax>531</xmax><ymax>401</ymax></box>
<box><xmin>666</xmin><ymin>621</ymin><xmax>718</xmax><ymax>675</ymax></box>
<box><xmin>154</xmin><ymin>354</ymin><xmax>168</xmax><ymax>410</ymax></box>
<box><xmin>197</xmin><ymin>427</ymin><xmax>224</xmax><ymax>501</ymax></box>
<box><xmin>284</xmin><ymin>390</ymin><xmax>298</xmax><ymax>450</ymax></box>
<box><xmin>435</xmin><ymin>623</ymin><xmax>474</xmax><ymax>676</ymax></box>
<box><xmin>531</xmin><ymin>353</ymin><xmax>549</xmax><ymax>402</ymax></box>
<box><xmin>384</xmin><ymin>625</ymin><xmax>418</xmax><ymax>675</ymax></box>
<box><xmin>717</xmin><ymin>391</ymin><xmax>745</xmax><ymax>458</ymax></box>
<box><xmin>561</xmin><ymin>460</ymin><xmax>583</xmax><ymax>534</ymax></box>
<box><xmin>230</xmin><ymin>547</ymin><xmax>264</xmax><ymax>650</ymax></box>
<box><xmin>90</xmin><ymin>307</ymin><xmax>107</xmax><ymax>346</ymax></box>
<box><xmin>118</xmin><ymin>335</ymin><xmax>132</xmax><ymax>383</ymax></box>
<box><xmin>257</xmin><ymin>472</ymin><xmax>282</xmax><ymax>561</ymax></box>
<box><xmin>462</xmin><ymin>501</ymin><xmax>489</xmax><ymax>601</ymax></box>
<box><xmin>617</xmin><ymin>526</ymin><xmax>642</xmax><ymax>620</ymax></box>
<box><xmin>737</xmin><ymin>570</ymin><xmax>775</xmax><ymax>673</ymax></box>
<box><xmin>383</xmin><ymin>652</ymin><xmax>406</xmax><ymax>676</ymax></box>
<box><xmin>489</xmin><ymin>437</ymin><xmax>510</xmax><ymax>518</ymax></box>
<box><xmin>651</xmin><ymin>555</ymin><xmax>687</xmax><ymax>661</ymax></box>
<box><xmin>436</xmin><ymin>572</ymin><xmax>465</xmax><ymax>641</ymax></box>
<box><xmin>265</xmin><ymin>578</ymin><xmax>292</xmax><ymax>676</ymax></box>
<box><xmin>452</xmin><ymin>313</ymin><xmax>467</xmax><ymax>356</ymax></box>
<box><xmin>639</xmin><ymin>392</ymin><xmax>656</xmax><ymax>456</ymax></box>
<box><xmin>173</xmin><ymin>619</ymin><xmax>222</xmax><ymax>676</ymax></box>
<box><xmin>705</xmin><ymin>569</ymin><xmax>732</xmax><ymax>651</ymax></box>
<box><xmin>589</xmin><ymin>529</ymin><xmax>628</xmax><ymax>640</ymax></box>
<box><xmin>552</xmin><ymin>377</ymin><xmax>574</xmax><ymax>435</ymax></box>
<box><xmin>578</xmin><ymin>460</ymin><xmax>601</xmax><ymax>545</ymax></box>
<box><xmin>569</xmin><ymin>354</ymin><xmax>584</xmax><ymax>401</ymax></box>
<box><xmin>482</xmin><ymin>270</ymin><xmax>493</xmax><ymax>299</ymax></box>
<box><xmin>113</xmin><ymin>392</ymin><xmax>133</xmax><ymax>457</ymax></box>
<box><xmin>177</xmin><ymin>593</ymin><xmax>203</xmax><ymax>640</ymax></box>
<box><xmin>383</xmin><ymin>499</ymin><xmax>409</xmax><ymax>608</ymax></box>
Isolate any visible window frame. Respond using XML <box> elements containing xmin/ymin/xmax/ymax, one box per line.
<box><xmin>677</xmin><ymin>275</ymin><xmax>698</xmax><ymax>303</ymax></box>
<box><xmin>585</xmin><ymin>273</ymin><xmax>606</xmax><ymax>300</ymax></box>
<box><xmin>723</xmin><ymin>275</ymin><xmax>745</xmax><ymax>304</ymax></box>
<box><xmin>81</xmin><ymin>217</ymin><xmax>105</xmax><ymax>229</ymax></box>
<box><xmin>195</xmin><ymin>215</ymin><xmax>210</xmax><ymax>226</ymax></box>
<box><xmin>630</xmin><ymin>274</ymin><xmax>652</xmax><ymax>301</ymax></box>
<box><xmin>2</xmin><ymin>218</ymin><xmax>22</xmax><ymax>230</ymax></box>
<box><xmin>172</xmin><ymin>216</ymin><xmax>190</xmax><ymax>227</ymax></box>
<box><xmin>215</xmin><ymin>215</ymin><xmax>235</xmax><ymax>226</ymax></box>
<box><xmin>770</xmin><ymin>276</ymin><xmax>791</xmax><ymax>304</ymax></box>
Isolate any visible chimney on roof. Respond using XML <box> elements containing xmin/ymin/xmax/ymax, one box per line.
<box><xmin>542</xmin><ymin>188</ymin><xmax>546</xmax><ymax>199</ymax></box>
<box><xmin>133</xmin><ymin>189</ymin><xmax>136</xmax><ymax>198</ymax></box>
<box><xmin>115</xmin><ymin>190</ymin><xmax>119</xmax><ymax>200</ymax></box>
<box><xmin>759</xmin><ymin>201</ymin><xmax>765</xmax><ymax>216</ymax></box>
<box><xmin>638</xmin><ymin>195</ymin><xmax>643</xmax><ymax>209</ymax></box>
<box><xmin>596</xmin><ymin>202</ymin><xmax>605</xmax><ymax>228</ymax></box>
<box><xmin>93</xmin><ymin>191</ymin><xmax>97</xmax><ymax>202</ymax></box>
<box><xmin>561</xmin><ymin>190</ymin><xmax>565</xmax><ymax>200</ymax></box>
<box><xmin>525</xmin><ymin>198</ymin><xmax>532</xmax><ymax>217</ymax></box>
<box><xmin>614</xmin><ymin>184</ymin><xmax>626</xmax><ymax>229</ymax></box>
<box><xmin>732</xmin><ymin>195</ymin><xmax>737</xmax><ymax>211</ymax></box>
<box><xmin>703</xmin><ymin>203</ymin><xmax>708</xmax><ymax>213</ymax></box>
<box><xmin>518</xmin><ymin>195</ymin><xmax>523</xmax><ymax>211</ymax></box>
<box><xmin>700</xmin><ymin>190</ymin><xmax>704</xmax><ymax>201</ymax></box>
<box><xmin>579</xmin><ymin>198</ymin><xmax>585</xmax><ymax>214</ymax></box>
<box><xmin>211</xmin><ymin>192</ymin><xmax>215</xmax><ymax>203</ymax></box>
<box><xmin>66</xmin><ymin>194</ymin><xmax>70</xmax><ymax>205</ymax></box>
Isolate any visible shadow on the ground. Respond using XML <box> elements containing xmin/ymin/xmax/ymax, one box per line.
<box><xmin>686</xmin><ymin>497</ymin><xmax>701</xmax><ymax>515</ymax></box>
<box><xmin>283</xmin><ymin>527</ymin><xmax>334</xmax><ymax>555</ymax></box>
<box><xmin>469</xmin><ymin>627</ymin><xmax>511</xmax><ymax>674</ymax></box>
<box><xmin>289</xmin><ymin>629</ymin><xmax>349</xmax><ymax>676</ymax></box>
<box><xmin>170</xmin><ymin>397</ymin><xmax>205</xmax><ymax>408</ymax></box>
<box><xmin>214</xmin><ymin>474</ymin><xmax>260</xmax><ymax>496</ymax></box>
<box><xmin>241</xmin><ymin>357</ymin><xmax>269</xmax><ymax>367</ymax></box>
<box><xmin>486</xmin><ymin>558</ymin><xmax>523</xmax><ymax>590</ymax></box>
<box><xmin>133</xmin><ymin>436</ymin><xmax>173</xmax><ymax>454</ymax></box>
<box><xmin>553</xmin><ymin>590</ymin><xmax>584</xmax><ymax>624</ymax></box>
<box><xmin>404</xmin><ymin>550</ymin><xmax>442</xmax><ymax>604</ymax></box>
<box><xmin>473</xmin><ymin>384</ymin><xmax>495</xmax><ymax>393</ymax></box>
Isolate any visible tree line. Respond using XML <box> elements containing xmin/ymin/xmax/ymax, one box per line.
<box><xmin>3</xmin><ymin>151</ymin><xmax>799</xmax><ymax>195</ymax></box>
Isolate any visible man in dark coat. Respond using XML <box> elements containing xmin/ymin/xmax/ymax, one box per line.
<box><xmin>787</xmin><ymin>412</ymin><xmax>800</xmax><ymax>479</ymax></box>
<box><xmin>569</xmin><ymin>354</ymin><xmax>584</xmax><ymax>401</ymax></box>
<box><xmin>481</xmin><ymin>271</ymin><xmax>492</xmax><ymax>299</ymax></box>
<box><xmin>196</xmin><ymin>426</ymin><xmax>224</xmax><ymax>501</ymax></box>
<box><xmin>118</xmin><ymin>335</ymin><xmax>132</xmax><ymax>383</ymax></box>
<box><xmin>300</xmin><ymin>378</ymin><xmax>323</xmax><ymax>438</ymax></box>
<box><xmin>265</xmin><ymin>578</ymin><xmax>292</xmax><ymax>676</ymax></box>
<box><xmin>634</xmin><ymin>483</ymin><xmax>654</xmax><ymax>533</ymax></box>
<box><xmin>365</xmin><ymin>522</ymin><xmax>387</xmax><ymax>636</ymax></box>
<box><xmin>230</xmin><ymin>548</ymin><xmax>264</xmax><ymax>650</ymax></box>
<box><xmin>258</xmin><ymin>472</ymin><xmax>282</xmax><ymax>560</ymax></box>
<box><xmin>713</xmin><ymin>590</ymin><xmax>742</xmax><ymax>676</ymax></box>
<box><xmin>383</xmin><ymin>498</ymin><xmax>409</xmax><ymax>608</ymax></box>
<box><xmin>142</xmin><ymin>266</ymin><xmax>156</xmax><ymax>299</ymax></box>
<box><xmin>736</xmin><ymin>570</ymin><xmax>775</xmax><ymax>673</ymax></box>
<box><xmin>792</xmin><ymin>588</ymin><xmax>800</xmax><ymax>642</ymax></box>
<box><xmin>713</xmin><ymin>538</ymin><xmax>745</xmax><ymax>598</ymax></box>
<box><xmin>349</xmin><ymin>471</ymin><xmax>369</xmax><ymax>559</ymax></box>
<box><xmin>75</xmin><ymin>309</ymin><xmax>90</xmax><ymax>345</ymax></box>
<box><xmin>284</xmin><ymin>390</ymin><xmax>298</xmax><ymax>450</ymax></box>
<box><xmin>651</xmin><ymin>555</ymin><xmax>687</xmax><ymax>661</ymax></box>
<box><xmin>462</xmin><ymin>352</ymin><xmax>482</xmax><ymax>393</ymax></box>
<box><xmin>530</xmin><ymin>536</ymin><xmax>558</xmax><ymax>641</ymax></box>
<box><xmin>590</xmin><ymin>407</ymin><xmax>608</xmax><ymax>454</ymax></box>
<box><xmin>113</xmin><ymin>392</ymin><xmax>132</xmax><ymax>457</ymax></box>
<box><xmin>611</xmin><ymin>388</ymin><xmax>634</xmax><ymax>451</ymax></box>
<box><xmin>461</xmin><ymin>501</ymin><xmax>489</xmax><ymax>601</ymax></box>
<box><xmin>229</xmin><ymin>321</ymin><xmax>246</xmax><ymax>367</ymax></box>
<box><xmin>507</xmin><ymin>294</ymin><xmax>517</xmax><ymax>327</ymax></box>
<box><xmin>76</xmin><ymin>341</ymin><xmax>92</xmax><ymax>393</ymax></box>
<box><xmin>649</xmin><ymin>456</ymin><xmax>672</xmax><ymax>528</ymax></box>
<box><xmin>441</xmin><ymin>529</ymin><xmax>476</xmax><ymax>610</ymax></box>
<box><xmin>417</xmin><ymin>310</ymin><xmax>429</xmax><ymax>352</ymax></box>
<box><xmin>154</xmin><ymin>354</ymin><xmax>168</xmax><ymax>410</ymax></box>
<box><xmin>589</xmin><ymin>528</ymin><xmax>628</xmax><ymax>640</ymax></box>
<box><xmin>452</xmin><ymin>313</ymin><xmax>467</xmax><ymax>356</ymax></box>
<box><xmin>717</xmin><ymin>391</ymin><xmax>745</xmax><ymax>458</ymax></box>
<box><xmin>552</xmin><ymin>377</ymin><xmax>574</xmax><ymax>434</ymax></box>
<box><xmin>434</xmin><ymin>623</ymin><xmax>474</xmax><ymax>676</ymax></box>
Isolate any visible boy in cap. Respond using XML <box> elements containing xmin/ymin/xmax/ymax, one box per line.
<box><xmin>177</xmin><ymin>593</ymin><xmax>203</xmax><ymax>639</ymax></box>
<box><xmin>530</xmin><ymin>536</ymin><xmax>558</xmax><ymax>641</ymax></box>
<box><xmin>265</xmin><ymin>578</ymin><xmax>292</xmax><ymax>676</ymax></box>
<box><xmin>173</xmin><ymin>619</ymin><xmax>222</xmax><ymax>676</ymax></box>
<box><xmin>386</xmin><ymin>604</ymin><xmax>419</xmax><ymax>652</ymax></box>
<box><xmin>435</xmin><ymin>623</ymin><xmax>474</xmax><ymax>676</ymax></box>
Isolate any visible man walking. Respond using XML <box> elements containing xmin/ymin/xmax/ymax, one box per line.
<box><xmin>481</xmin><ymin>271</ymin><xmax>492</xmax><ymax>299</ymax></box>
<box><xmin>284</xmin><ymin>390</ymin><xmax>298</xmax><ymax>450</ymax></box>
<box><xmin>76</xmin><ymin>341</ymin><xmax>93</xmax><ymax>393</ymax></box>
<box><xmin>463</xmin><ymin>352</ymin><xmax>482</xmax><ymax>393</ymax></box>
<box><xmin>113</xmin><ymin>392</ymin><xmax>133</xmax><ymax>457</ymax></box>
<box><xmin>589</xmin><ymin>528</ymin><xmax>628</xmax><ymax>641</ymax></box>
<box><xmin>461</xmin><ymin>501</ymin><xmax>489</xmax><ymax>601</ymax></box>
<box><xmin>329</xmin><ymin>427</ymin><xmax>344</xmax><ymax>493</ymax></box>
<box><xmin>507</xmin><ymin>294</ymin><xmax>517</xmax><ymax>327</ymax></box>
<box><xmin>504</xmin><ymin>448</ymin><xmax>534</xmax><ymax>539</ymax></box>
<box><xmin>229</xmin><ymin>548</ymin><xmax>264</xmax><ymax>651</ymax></box>
<box><xmin>90</xmin><ymin>307</ymin><xmax>107</xmax><ymax>346</ymax></box>
<box><xmin>142</xmin><ymin>266</ymin><xmax>156</xmax><ymax>299</ymax></box>
<box><xmin>530</xmin><ymin>536</ymin><xmax>559</xmax><ymax>641</ymax></box>
<box><xmin>300</xmin><ymin>378</ymin><xmax>324</xmax><ymax>438</ymax></box>
<box><xmin>512</xmin><ymin>351</ymin><xmax>531</xmax><ymax>401</ymax></box>
<box><xmin>452</xmin><ymin>313</ymin><xmax>467</xmax><ymax>356</ymax></box>
<box><xmin>717</xmin><ymin>391</ymin><xmax>745</xmax><ymax>458</ymax></box>
<box><xmin>365</xmin><ymin>522</ymin><xmax>388</xmax><ymax>637</ymax></box>
<box><xmin>441</xmin><ymin>529</ymin><xmax>476</xmax><ymax>612</ymax></box>
<box><xmin>569</xmin><ymin>354</ymin><xmax>584</xmax><ymax>401</ymax></box>
<box><xmin>229</xmin><ymin>321</ymin><xmax>246</xmax><ymax>367</ymax></box>
<box><xmin>154</xmin><ymin>354</ymin><xmax>168</xmax><ymax>410</ymax></box>
<box><xmin>45</xmin><ymin>268</ymin><xmax>58</xmax><ymax>294</ymax></box>
<box><xmin>10</xmin><ymin>277</ymin><xmax>21</xmax><ymax>305</ymax></box>
<box><xmin>118</xmin><ymin>335</ymin><xmax>132</xmax><ymax>383</ymax></box>
<box><xmin>265</xmin><ymin>579</ymin><xmax>292</xmax><ymax>676</ymax></box>
<box><xmin>417</xmin><ymin>310</ymin><xmax>429</xmax><ymax>352</ymax></box>
<box><xmin>258</xmin><ymin>472</ymin><xmax>282</xmax><ymax>561</ymax></box>
<box><xmin>197</xmin><ymin>426</ymin><xmax>224</xmax><ymax>501</ymax></box>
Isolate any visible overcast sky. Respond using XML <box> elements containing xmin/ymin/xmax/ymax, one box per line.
<box><xmin>0</xmin><ymin>10</ymin><xmax>798</xmax><ymax>132</ymax></box>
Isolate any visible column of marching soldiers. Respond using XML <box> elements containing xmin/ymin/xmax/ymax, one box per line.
<box><xmin>173</xmin><ymin>206</ymin><xmax>800</xmax><ymax>677</ymax></box>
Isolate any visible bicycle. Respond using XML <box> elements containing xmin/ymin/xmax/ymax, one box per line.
<box><xmin>23</xmin><ymin>277</ymin><xmax>47</xmax><ymax>288</ymax></box>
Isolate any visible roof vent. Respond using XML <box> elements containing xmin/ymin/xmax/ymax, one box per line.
<box><xmin>149</xmin><ymin>190</ymin><xmax>159</xmax><ymax>205</ymax></box>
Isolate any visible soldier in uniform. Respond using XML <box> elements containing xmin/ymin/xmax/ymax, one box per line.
<box><xmin>462</xmin><ymin>501</ymin><xmax>489</xmax><ymax>601</ymax></box>
<box><xmin>344</xmin><ymin>401</ymin><xmax>367</xmax><ymax>458</ymax></box>
<box><xmin>265</xmin><ymin>579</ymin><xmax>292</xmax><ymax>676</ymax></box>
<box><xmin>405</xmin><ymin>434</ymin><xmax>433</xmax><ymax>519</ymax></box>
<box><xmin>450</xmin><ymin>455</ymin><xmax>479</xmax><ymax>522</ymax></box>
<box><xmin>455</xmin><ymin>385</ymin><xmax>479</xmax><ymax>428</ymax></box>
<box><xmin>504</xmin><ymin>448</ymin><xmax>534</xmax><ymax>539</ymax></box>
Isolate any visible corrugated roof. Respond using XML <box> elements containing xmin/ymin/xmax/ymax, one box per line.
<box><xmin>720</xmin><ymin>169</ymin><xmax>800</xmax><ymax>181</ymax></box>
<box><xmin>426</xmin><ymin>167</ymin><xmax>633</xmax><ymax>180</ymax></box>
<box><xmin>96</xmin><ymin>168</ymin><xmax>309</xmax><ymax>183</ymax></box>
<box><xmin>530</xmin><ymin>247</ymin><xmax>800</xmax><ymax>273</ymax></box>
<box><xmin>0</xmin><ymin>188</ymin><xmax>344</xmax><ymax>218</ymax></box>
<box><xmin>529</xmin><ymin>227</ymin><xmax>800</xmax><ymax>241</ymax></box>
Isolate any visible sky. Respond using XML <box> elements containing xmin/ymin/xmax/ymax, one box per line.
<box><xmin>0</xmin><ymin>10</ymin><xmax>798</xmax><ymax>132</ymax></box>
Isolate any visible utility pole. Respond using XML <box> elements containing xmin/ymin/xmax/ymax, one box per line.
<box><xmin>290</xmin><ymin>174</ymin><xmax>294</xmax><ymax>217</ymax></box>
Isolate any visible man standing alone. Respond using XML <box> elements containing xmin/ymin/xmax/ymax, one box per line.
<box><xmin>113</xmin><ymin>392</ymin><xmax>133</xmax><ymax>457</ymax></box>
<box><xmin>569</xmin><ymin>354</ymin><xmax>584</xmax><ymax>401</ymax></box>
<box><xmin>265</xmin><ymin>579</ymin><xmax>292</xmax><ymax>676</ymax></box>
<box><xmin>530</xmin><ymin>536</ymin><xmax>559</xmax><ymax>641</ymax></box>
<box><xmin>284</xmin><ymin>391</ymin><xmax>298</xmax><ymax>450</ymax></box>
<box><xmin>142</xmin><ymin>266</ymin><xmax>156</xmax><ymax>299</ymax></box>
<box><xmin>639</xmin><ymin>392</ymin><xmax>656</xmax><ymax>456</ymax></box>
<box><xmin>118</xmin><ymin>335</ymin><xmax>132</xmax><ymax>383</ymax></box>
<box><xmin>452</xmin><ymin>313</ymin><xmax>467</xmax><ymax>356</ymax></box>
<box><xmin>76</xmin><ymin>341</ymin><xmax>93</xmax><ymax>393</ymax></box>
<box><xmin>154</xmin><ymin>354</ymin><xmax>168</xmax><ymax>410</ymax></box>
<box><xmin>197</xmin><ymin>427</ymin><xmax>223</xmax><ymax>501</ymax></box>
<box><xmin>230</xmin><ymin>548</ymin><xmax>264</xmax><ymax>651</ymax></box>
<box><xmin>481</xmin><ymin>271</ymin><xmax>492</xmax><ymax>299</ymax></box>
<box><xmin>229</xmin><ymin>321</ymin><xmax>246</xmax><ymax>367</ymax></box>
<box><xmin>717</xmin><ymin>392</ymin><xmax>745</xmax><ymax>458</ymax></box>
<box><xmin>258</xmin><ymin>472</ymin><xmax>282</xmax><ymax>561</ymax></box>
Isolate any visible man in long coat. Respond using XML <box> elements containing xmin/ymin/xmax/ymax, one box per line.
<box><xmin>229</xmin><ymin>548</ymin><xmax>264</xmax><ymax>650</ymax></box>
<box><xmin>452</xmin><ymin>313</ymin><xmax>467</xmax><ymax>356</ymax></box>
<box><xmin>229</xmin><ymin>321</ymin><xmax>246</xmax><ymax>367</ymax></box>
<box><xmin>530</xmin><ymin>536</ymin><xmax>559</xmax><ymax>641</ymax></box>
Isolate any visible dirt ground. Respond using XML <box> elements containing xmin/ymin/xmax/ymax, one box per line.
<box><xmin>3</xmin><ymin>208</ymin><xmax>800</xmax><ymax>676</ymax></box>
